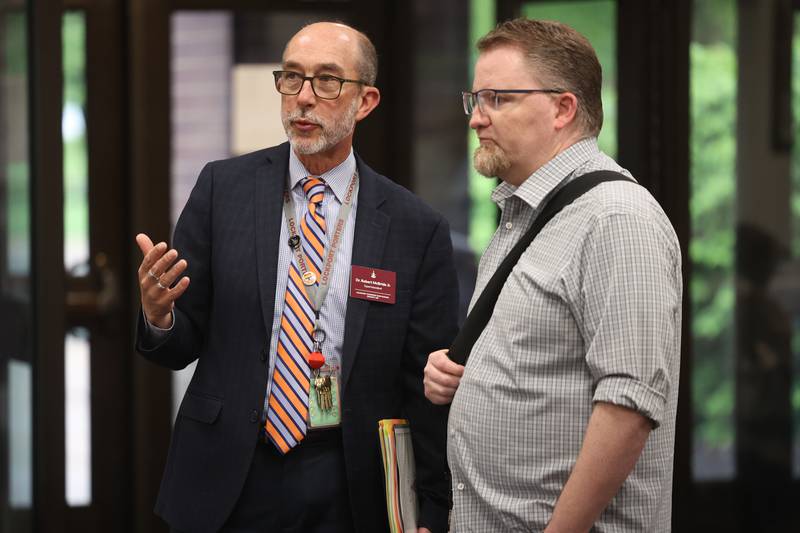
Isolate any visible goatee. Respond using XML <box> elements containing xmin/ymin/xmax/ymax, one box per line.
<box><xmin>473</xmin><ymin>143</ymin><xmax>511</xmax><ymax>178</ymax></box>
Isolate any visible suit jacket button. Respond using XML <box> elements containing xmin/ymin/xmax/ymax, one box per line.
<box><xmin>249</xmin><ymin>410</ymin><xmax>259</xmax><ymax>423</ymax></box>
<box><xmin>260</xmin><ymin>348</ymin><xmax>268</xmax><ymax>362</ymax></box>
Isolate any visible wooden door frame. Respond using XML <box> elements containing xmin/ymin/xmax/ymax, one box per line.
<box><xmin>32</xmin><ymin>0</ymin><xmax>134</xmax><ymax>531</ymax></box>
<box><xmin>31</xmin><ymin>0</ymin><xmax>66</xmax><ymax>531</ymax></box>
<box><xmin>78</xmin><ymin>0</ymin><xmax>133</xmax><ymax>529</ymax></box>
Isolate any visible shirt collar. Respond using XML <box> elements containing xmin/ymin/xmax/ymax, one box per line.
<box><xmin>288</xmin><ymin>147</ymin><xmax>357</xmax><ymax>203</ymax></box>
<box><xmin>491</xmin><ymin>137</ymin><xmax>600</xmax><ymax>210</ymax></box>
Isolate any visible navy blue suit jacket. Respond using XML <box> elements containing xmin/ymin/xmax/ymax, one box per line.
<box><xmin>136</xmin><ymin>143</ymin><xmax>458</xmax><ymax>533</ymax></box>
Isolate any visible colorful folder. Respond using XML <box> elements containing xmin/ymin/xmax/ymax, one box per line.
<box><xmin>378</xmin><ymin>418</ymin><xmax>418</xmax><ymax>533</ymax></box>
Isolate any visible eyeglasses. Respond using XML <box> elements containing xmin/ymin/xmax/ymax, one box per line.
<box><xmin>273</xmin><ymin>70</ymin><xmax>368</xmax><ymax>100</ymax></box>
<box><xmin>462</xmin><ymin>88</ymin><xmax>564</xmax><ymax>115</ymax></box>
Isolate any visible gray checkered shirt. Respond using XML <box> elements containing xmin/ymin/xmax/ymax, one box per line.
<box><xmin>448</xmin><ymin>138</ymin><xmax>682</xmax><ymax>532</ymax></box>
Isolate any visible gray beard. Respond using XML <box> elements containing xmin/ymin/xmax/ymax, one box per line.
<box><xmin>283</xmin><ymin>97</ymin><xmax>359</xmax><ymax>155</ymax></box>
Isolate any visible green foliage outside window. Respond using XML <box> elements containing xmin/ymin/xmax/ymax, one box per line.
<box><xmin>5</xmin><ymin>12</ymin><xmax>29</xmax><ymax>275</ymax></box>
<box><xmin>63</xmin><ymin>12</ymin><xmax>88</xmax><ymax>268</ymax></box>
<box><xmin>521</xmin><ymin>1</ymin><xmax>617</xmax><ymax>158</ymax></box>
<box><xmin>468</xmin><ymin>0</ymin><xmax>498</xmax><ymax>256</ymax></box>
<box><xmin>690</xmin><ymin>0</ymin><xmax>737</xmax><ymax>468</ymax></box>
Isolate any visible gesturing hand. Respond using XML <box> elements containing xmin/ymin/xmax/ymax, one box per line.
<box><xmin>136</xmin><ymin>233</ymin><xmax>190</xmax><ymax>329</ymax></box>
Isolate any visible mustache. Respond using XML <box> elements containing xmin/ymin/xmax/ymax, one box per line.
<box><xmin>285</xmin><ymin>109</ymin><xmax>322</xmax><ymax>125</ymax></box>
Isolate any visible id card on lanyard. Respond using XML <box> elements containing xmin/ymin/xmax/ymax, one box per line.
<box><xmin>282</xmin><ymin>171</ymin><xmax>358</xmax><ymax>428</ymax></box>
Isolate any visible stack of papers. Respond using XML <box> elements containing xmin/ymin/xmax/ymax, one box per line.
<box><xmin>378</xmin><ymin>418</ymin><xmax>418</xmax><ymax>533</ymax></box>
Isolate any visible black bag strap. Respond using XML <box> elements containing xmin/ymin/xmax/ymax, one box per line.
<box><xmin>448</xmin><ymin>170</ymin><xmax>635</xmax><ymax>365</ymax></box>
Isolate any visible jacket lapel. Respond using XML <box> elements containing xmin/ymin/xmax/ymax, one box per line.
<box><xmin>341</xmin><ymin>157</ymin><xmax>389</xmax><ymax>393</ymax></box>
<box><xmin>254</xmin><ymin>144</ymin><xmax>290</xmax><ymax>339</ymax></box>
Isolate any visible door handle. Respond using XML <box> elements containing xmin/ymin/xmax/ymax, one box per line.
<box><xmin>66</xmin><ymin>252</ymin><xmax>120</xmax><ymax>315</ymax></box>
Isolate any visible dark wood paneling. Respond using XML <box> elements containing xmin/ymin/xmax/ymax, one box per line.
<box><xmin>349</xmin><ymin>0</ymin><xmax>413</xmax><ymax>185</ymax></box>
<box><xmin>83</xmin><ymin>0</ymin><xmax>132</xmax><ymax>530</ymax></box>
<box><xmin>617</xmin><ymin>1</ymin><xmax>692</xmax><ymax>530</ymax></box>
<box><xmin>30</xmin><ymin>0</ymin><xmax>66</xmax><ymax>531</ymax></box>
<box><xmin>128</xmin><ymin>1</ymin><xmax>172</xmax><ymax>532</ymax></box>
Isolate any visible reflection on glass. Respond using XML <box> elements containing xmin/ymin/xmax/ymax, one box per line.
<box><xmin>63</xmin><ymin>12</ymin><xmax>89</xmax><ymax>274</ymax></box>
<box><xmin>65</xmin><ymin>328</ymin><xmax>92</xmax><ymax>506</ymax></box>
<box><xmin>9</xmin><ymin>359</ymin><xmax>32</xmax><ymax>508</ymax></box>
<box><xmin>4</xmin><ymin>10</ymin><xmax>29</xmax><ymax>276</ymax></box>
<box><xmin>690</xmin><ymin>0</ymin><xmax>736</xmax><ymax>480</ymax></box>
<box><xmin>2</xmin><ymin>5</ymin><xmax>34</xmax><ymax>528</ymax></box>
<box><xmin>521</xmin><ymin>0</ymin><xmax>617</xmax><ymax>158</ymax></box>
<box><xmin>790</xmin><ymin>11</ymin><xmax>800</xmax><ymax>479</ymax></box>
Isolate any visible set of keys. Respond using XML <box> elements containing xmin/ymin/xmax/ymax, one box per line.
<box><xmin>308</xmin><ymin>334</ymin><xmax>334</xmax><ymax>413</ymax></box>
<box><xmin>314</xmin><ymin>374</ymin><xmax>333</xmax><ymax>411</ymax></box>
<box><xmin>306</xmin><ymin>329</ymin><xmax>341</xmax><ymax>427</ymax></box>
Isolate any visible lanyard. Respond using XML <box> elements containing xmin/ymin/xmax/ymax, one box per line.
<box><xmin>281</xmin><ymin>171</ymin><xmax>359</xmax><ymax>322</ymax></box>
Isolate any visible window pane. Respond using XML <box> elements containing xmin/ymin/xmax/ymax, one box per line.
<box><xmin>521</xmin><ymin>1</ymin><xmax>617</xmax><ymax>158</ymax></box>
<box><xmin>8</xmin><ymin>359</ymin><xmax>32</xmax><ymax>508</ymax></box>
<box><xmin>1</xmin><ymin>5</ymin><xmax>34</xmax><ymax>531</ymax></box>
<box><xmin>65</xmin><ymin>328</ymin><xmax>92</xmax><ymax>506</ymax></box>
<box><xmin>4</xmin><ymin>10</ymin><xmax>29</xmax><ymax>276</ymax></box>
<box><xmin>690</xmin><ymin>0</ymin><xmax>737</xmax><ymax>480</ymax></box>
<box><xmin>63</xmin><ymin>12</ymin><xmax>89</xmax><ymax>274</ymax></box>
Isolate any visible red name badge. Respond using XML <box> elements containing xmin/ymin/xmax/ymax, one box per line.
<box><xmin>350</xmin><ymin>266</ymin><xmax>397</xmax><ymax>304</ymax></box>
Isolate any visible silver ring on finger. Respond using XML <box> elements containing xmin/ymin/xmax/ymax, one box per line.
<box><xmin>157</xmin><ymin>280</ymin><xmax>168</xmax><ymax>290</ymax></box>
<box><xmin>148</xmin><ymin>269</ymin><xmax>160</xmax><ymax>280</ymax></box>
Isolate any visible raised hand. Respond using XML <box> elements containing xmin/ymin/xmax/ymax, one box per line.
<box><xmin>135</xmin><ymin>233</ymin><xmax>190</xmax><ymax>329</ymax></box>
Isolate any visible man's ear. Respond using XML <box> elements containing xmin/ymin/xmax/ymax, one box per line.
<box><xmin>355</xmin><ymin>86</ymin><xmax>381</xmax><ymax>122</ymax></box>
<box><xmin>553</xmin><ymin>91</ymin><xmax>578</xmax><ymax>131</ymax></box>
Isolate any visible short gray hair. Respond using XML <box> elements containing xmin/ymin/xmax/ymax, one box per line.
<box><xmin>353</xmin><ymin>29</ymin><xmax>378</xmax><ymax>85</ymax></box>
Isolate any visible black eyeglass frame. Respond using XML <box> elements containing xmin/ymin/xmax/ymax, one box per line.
<box><xmin>462</xmin><ymin>88</ymin><xmax>565</xmax><ymax>115</ymax></box>
<box><xmin>273</xmin><ymin>70</ymin><xmax>368</xmax><ymax>100</ymax></box>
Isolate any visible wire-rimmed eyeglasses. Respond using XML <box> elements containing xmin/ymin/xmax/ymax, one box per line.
<box><xmin>462</xmin><ymin>88</ymin><xmax>564</xmax><ymax>115</ymax></box>
<box><xmin>273</xmin><ymin>70</ymin><xmax>368</xmax><ymax>100</ymax></box>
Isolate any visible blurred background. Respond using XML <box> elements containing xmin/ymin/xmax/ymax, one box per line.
<box><xmin>2</xmin><ymin>0</ymin><xmax>800</xmax><ymax>531</ymax></box>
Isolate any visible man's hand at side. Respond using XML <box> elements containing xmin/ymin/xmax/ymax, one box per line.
<box><xmin>423</xmin><ymin>349</ymin><xmax>465</xmax><ymax>405</ymax></box>
<box><xmin>136</xmin><ymin>233</ymin><xmax>190</xmax><ymax>329</ymax></box>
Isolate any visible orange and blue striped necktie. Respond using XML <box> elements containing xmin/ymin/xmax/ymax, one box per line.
<box><xmin>265</xmin><ymin>177</ymin><xmax>326</xmax><ymax>453</ymax></box>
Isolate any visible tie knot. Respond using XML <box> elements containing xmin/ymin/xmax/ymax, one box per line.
<box><xmin>302</xmin><ymin>177</ymin><xmax>325</xmax><ymax>204</ymax></box>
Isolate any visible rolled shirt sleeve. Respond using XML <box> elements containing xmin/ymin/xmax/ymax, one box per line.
<box><xmin>579</xmin><ymin>211</ymin><xmax>682</xmax><ymax>428</ymax></box>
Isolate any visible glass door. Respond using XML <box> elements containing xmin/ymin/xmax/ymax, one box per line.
<box><xmin>1</xmin><ymin>2</ymin><xmax>33</xmax><ymax>532</ymax></box>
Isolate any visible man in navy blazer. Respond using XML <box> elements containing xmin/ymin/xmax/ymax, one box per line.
<box><xmin>135</xmin><ymin>22</ymin><xmax>457</xmax><ymax>533</ymax></box>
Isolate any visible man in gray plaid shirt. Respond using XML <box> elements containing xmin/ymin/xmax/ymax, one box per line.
<box><xmin>424</xmin><ymin>18</ymin><xmax>682</xmax><ymax>532</ymax></box>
